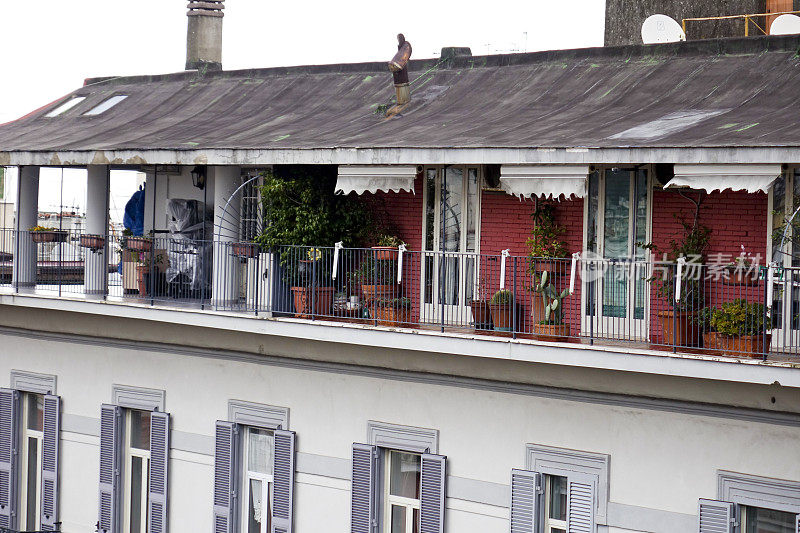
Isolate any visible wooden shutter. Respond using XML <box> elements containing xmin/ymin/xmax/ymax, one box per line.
<box><xmin>0</xmin><ymin>389</ymin><xmax>19</xmax><ymax>530</ymax></box>
<box><xmin>420</xmin><ymin>453</ymin><xmax>446</xmax><ymax>533</ymax></box>
<box><xmin>213</xmin><ymin>421</ymin><xmax>239</xmax><ymax>533</ymax></box>
<box><xmin>566</xmin><ymin>474</ymin><xmax>595</xmax><ymax>533</ymax></box>
<box><xmin>510</xmin><ymin>469</ymin><xmax>540</xmax><ymax>533</ymax></box>
<box><xmin>40</xmin><ymin>394</ymin><xmax>60</xmax><ymax>531</ymax></box>
<box><xmin>697</xmin><ymin>499</ymin><xmax>735</xmax><ymax>533</ymax></box>
<box><xmin>351</xmin><ymin>444</ymin><xmax>377</xmax><ymax>533</ymax></box>
<box><xmin>98</xmin><ymin>404</ymin><xmax>122</xmax><ymax>533</ymax></box>
<box><xmin>271</xmin><ymin>429</ymin><xmax>296</xmax><ymax>533</ymax></box>
<box><xmin>148</xmin><ymin>411</ymin><xmax>170</xmax><ymax>533</ymax></box>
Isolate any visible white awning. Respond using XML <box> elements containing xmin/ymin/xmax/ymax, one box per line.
<box><xmin>336</xmin><ymin>166</ymin><xmax>416</xmax><ymax>195</ymax></box>
<box><xmin>499</xmin><ymin>165</ymin><xmax>589</xmax><ymax>200</ymax></box>
<box><xmin>666</xmin><ymin>164</ymin><xmax>782</xmax><ymax>193</ymax></box>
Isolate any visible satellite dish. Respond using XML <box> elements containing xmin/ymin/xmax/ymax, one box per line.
<box><xmin>641</xmin><ymin>14</ymin><xmax>687</xmax><ymax>44</ymax></box>
<box><xmin>770</xmin><ymin>14</ymin><xmax>800</xmax><ymax>35</ymax></box>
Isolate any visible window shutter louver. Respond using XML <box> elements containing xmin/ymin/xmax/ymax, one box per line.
<box><xmin>567</xmin><ymin>474</ymin><xmax>595</xmax><ymax>533</ymax></box>
<box><xmin>351</xmin><ymin>443</ymin><xmax>377</xmax><ymax>533</ymax></box>
<box><xmin>420</xmin><ymin>453</ymin><xmax>446</xmax><ymax>533</ymax></box>
<box><xmin>98</xmin><ymin>404</ymin><xmax>122</xmax><ymax>533</ymax></box>
<box><xmin>213</xmin><ymin>421</ymin><xmax>238</xmax><ymax>533</ymax></box>
<box><xmin>697</xmin><ymin>499</ymin><xmax>735</xmax><ymax>533</ymax></box>
<box><xmin>0</xmin><ymin>389</ymin><xmax>19</xmax><ymax>530</ymax></box>
<box><xmin>148</xmin><ymin>411</ymin><xmax>170</xmax><ymax>533</ymax></box>
<box><xmin>40</xmin><ymin>394</ymin><xmax>60</xmax><ymax>531</ymax></box>
<box><xmin>795</xmin><ymin>513</ymin><xmax>799</xmax><ymax>533</ymax></box>
<box><xmin>510</xmin><ymin>470</ymin><xmax>540</xmax><ymax>533</ymax></box>
<box><xmin>271</xmin><ymin>429</ymin><xmax>296</xmax><ymax>533</ymax></box>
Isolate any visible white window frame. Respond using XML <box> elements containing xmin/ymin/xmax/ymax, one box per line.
<box><xmin>18</xmin><ymin>392</ymin><xmax>43</xmax><ymax>531</ymax></box>
<box><xmin>581</xmin><ymin>165</ymin><xmax>653</xmax><ymax>341</ymax></box>
<box><xmin>122</xmin><ymin>409</ymin><xmax>151</xmax><ymax>533</ymax></box>
<box><xmin>382</xmin><ymin>450</ymin><xmax>421</xmax><ymax>533</ymax></box>
<box><xmin>543</xmin><ymin>474</ymin><xmax>567</xmax><ymax>533</ymax></box>
<box><xmin>239</xmin><ymin>425</ymin><xmax>274</xmax><ymax>533</ymax></box>
<box><xmin>420</xmin><ymin>165</ymin><xmax>483</xmax><ymax>323</ymax></box>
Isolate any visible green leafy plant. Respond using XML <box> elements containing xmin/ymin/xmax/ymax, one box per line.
<box><xmin>376</xmin><ymin>234</ymin><xmax>405</xmax><ymax>247</ymax></box>
<box><xmin>373</xmin><ymin>296</ymin><xmax>411</xmax><ymax>309</ymax></box>
<box><xmin>694</xmin><ymin>306</ymin><xmax>716</xmax><ymax>332</ymax></box>
<box><xmin>534</xmin><ymin>270</ymin><xmax>570</xmax><ymax>325</ymax></box>
<box><xmin>526</xmin><ymin>203</ymin><xmax>567</xmax><ymax>259</ymax></box>
<box><xmin>709</xmin><ymin>299</ymin><xmax>767</xmax><ymax>336</ymax></box>
<box><xmin>490</xmin><ymin>289</ymin><xmax>514</xmax><ymax>305</ymax></box>
<box><xmin>348</xmin><ymin>255</ymin><xmax>397</xmax><ymax>285</ymax></box>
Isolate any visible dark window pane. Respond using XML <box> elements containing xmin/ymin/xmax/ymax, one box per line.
<box><xmin>27</xmin><ymin>394</ymin><xmax>43</xmax><ymax>432</ymax></box>
<box><xmin>744</xmin><ymin>505</ymin><xmax>795</xmax><ymax>533</ymax></box>
<box><xmin>26</xmin><ymin>437</ymin><xmax>38</xmax><ymax>530</ymax></box>
<box><xmin>389</xmin><ymin>451</ymin><xmax>421</xmax><ymax>499</ymax></box>
<box><xmin>391</xmin><ymin>505</ymin><xmax>406</xmax><ymax>533</ymax></box>
<box><xmin>130</xmin><ymin>456</ymin><xmax>143</xmax><ymax>533</ymax></box>
<box><xmin>130</xmin><ymin>410</ymin><xmax>151</xmax><ymax>451</ymax></box>
<box><xmin>548</xmin><ymin>475</ymin><xmax>568</xmax><ymax>521</ymax></box>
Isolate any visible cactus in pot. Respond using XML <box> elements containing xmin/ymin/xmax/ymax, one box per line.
<box><xmin>533</xmin><ymin>270</ymin><xmax>571</xmax><ymax>337</ymax></box>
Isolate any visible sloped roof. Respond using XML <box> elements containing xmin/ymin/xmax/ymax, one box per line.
<box><xmin>1</xmin><ymin>35</ymin><xmax>799</xmax><ymax>166</ymax></box>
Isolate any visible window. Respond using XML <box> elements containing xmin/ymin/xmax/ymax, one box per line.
<box><xmin>212</xmin><ymin>402</ymin><xmax>294</xmax><ymax>533</ymax></box>
<box><xmin>384</xmin><ymin>451</ymin><xmax>421</xmax><ymax>533</ymax></box>
<box><xmin>768</xmin><ymin>169</ymin><xmax>800</xmax><ymax>349</ymax></box>
<box><xmin>0</xmin><ymin>384</ymin><xmax>60</xmax><ymax>531</ymax></box>
<box><xmin>741</xmin><ymin>505</ymin><xmax>796</xmax><ymax>532</ymax></box>
<box><xmin>352</xmin><ymin>422</ymin><xmax>445</xmax><ymax>533</ymax></box>
<box><xmin>83</xmin><ymin>95</ymin><xmax>128</xmax><ymax>116</ymax></box>
<box><xmin>123</xmin><ymin>409</ymin><xmax>151</xmax><ymax>533</ymax></box>
<box><xmin>241</xmin><ymin>427</ymin><xmax>274</xmax><ymax>533</ymax></box>
<box><xmin>97</xmin><ymin>396</ymin><xmax>169</xmax><ymax>533</ymax></box>
<box><xmin>45</xmin><ymin>96</ymin><xmax>86</xmax><ymax>117</ymax></box>
<box><xmin>544</xmin><ymin>475</ymin><xmax>567</xmax><ymax>533</ymax></box>
<box><xmin>18</xmin><ymin>393</ymin><xmax>43</xmax><ymax>531</ymax></box>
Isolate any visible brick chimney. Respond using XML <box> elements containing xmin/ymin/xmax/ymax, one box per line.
<box><xmin>186</xmin><ymin>1</ymin><xmax>224</xmax><ymax>71</ymax></box>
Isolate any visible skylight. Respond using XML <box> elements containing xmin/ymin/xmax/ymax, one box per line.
<box><xmin>83</xmin><ymin>95</ymin><xmax>129</xmax><ymax>116</ymax></box>
<box><xmin>45</xmin><ymin>96</ymin><xmax>86</xmax><ymax>117</ymax></box>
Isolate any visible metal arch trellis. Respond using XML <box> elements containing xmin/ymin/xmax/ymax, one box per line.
<box><xmin>213</xmin><ymin>172</ymin><xmax>266</xmax><ymax>243</ymax></box>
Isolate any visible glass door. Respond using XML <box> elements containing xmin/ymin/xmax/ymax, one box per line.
<box><xmin>583</xmin><ymin>168</ymin><xmax>650</xmax><ymax>340</ymax></box>
<box><xmin>769</xmin><ymin>169</ymin><xmax>800</xmax><ymax>353</ymax></box>
<box><xmin>421</xmin><ymin>166</ymin><xmax>481</xmax><ymax>325</ymax></box>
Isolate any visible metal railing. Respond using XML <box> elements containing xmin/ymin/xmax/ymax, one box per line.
<box><xmin>1</xmin><ymin>229</ymin><xmax>797</xmax><ymax>360</ymax></box>
<box><xmin>681</xmin><ymin>10</ymin><xmax>800</xmax><ymax>38</ymax></box>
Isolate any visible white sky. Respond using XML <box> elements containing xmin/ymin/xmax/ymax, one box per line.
<box><xmin>0</xmin><ymin>0</ymin><xmax>606</xmax><ymax>221</ymax></box>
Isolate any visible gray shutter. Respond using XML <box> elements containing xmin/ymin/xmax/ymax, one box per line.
<box><xmin>351</xmin><ymin>443</ymin><xmax>377</xmax><ymax>533</ymax></box>
<box><xmin>567</xmin><ymin>474</ymin><xmax>595</xmax><ymax>533</ymax></box>
<box><xmin>271</xmin><ymin>429</ymin><xmax>296</xmax><ymax>533</ymax></box>
<box><xmin>40</xmin><ymin>394</ymin><xmax>61</xmax><ymax>531</ymax></box>
<box><xmin>148</xmin><ymin>411</ymin><xmax>170</xmax><ymax>533</ymax></box>
<box><xmin>510</xmin><ymin>469</ymin><xmax>541</xmax><ymax>533</ymax></box>
<box><xmin>420</xmin><ymin>453</ymin><xmax>446</xmax><ymax>533</ymax></box>
<box><xmin>796</xmin><ymin>513</ymin><xmax>799</xmax><ymax>533</ymax></box>
<box><xmin>0</xmin><ymin>389</ymin><xmax>19</xmax><ymax>530</ymax></box>
<box><xmin>98</xmin><ymin>404</ymin><xmax>122</xmax><ymax>533</ymax></box>
<box><xmin>697</xmin><ymin>499</ymin><xmax>735</xmax><ymax>533</ymax></box>
<box><xmin>213</xmin><ymin>421</ymin><xmax>239</xmax><ymax>533</ymax></box>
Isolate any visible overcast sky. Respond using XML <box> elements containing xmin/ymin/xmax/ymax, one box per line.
<box><xmin>0</xmin><ymin>0</ymin><xmax>606</xmax><ymax>219</ymax></box>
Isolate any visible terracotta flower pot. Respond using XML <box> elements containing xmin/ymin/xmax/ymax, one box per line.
<box><xmin>291</xmin><ymin>286</ymin><xmax>334</xmax><ymax>318</ymax></box>
<box><xmin>489</xmin><ymin>303</ymin><xmax>514</xmax><ymax>331</ymax></box>
<box><xmin>723</xmin><ymin>269</ymin><xmax>759</xmax><ymax>287</ymax></box>
<box><xmin>79</xmin><ymin>234</ymin><xmax>106</xmax><ymax>251</ymax></box>
<box><xmin>370</xmin><ymin>305</ymin><xmax>410</xmax><ymax>327</ymax></box>
<box><xmin>719</xmin><ymin>333</ymin><xmax>772</xmax><ymax>358</ymax></box>
<box><xmin>702</xmin><ymin>331</ymin><xmax>721</xmax><ymax>354</ymax></box>
<box><xmin>135</xmin><ymin>265</ymin><xmax>149</xmax><ymax>296</ymax></box>
<box><xmin>470</xmin><ymin>300</ymin><xmax>493</xmax><ymax>330</ymax></box>
<box><xmin>126</xmin><ymin>237</ymin><xmax>153</xmax><ymax>252</ymax></box>
<box><xmin>231</xmin><ymin>242</ymin><xmax>260</xmax><ymax>259</ymax></box>
<box><xmin>657</xmin><ymin>310</ymin><xmax>701</xmax><ymax>347</ymax></box>
<box><xmin>371</xmin><ymin>246</ymin><xmax>399</xmax><ymax>261</ymax></box>
<box><xmin>533</xmin><ymin>323</ymin><xmax>570</xmax><ymax>340</ymax></box>
<box><xmin>530</xmin><ymin>296</ymin><xmax>546</xmax><ymax>325</ymax></box>
<box><xmin>360</xmin><ymin>284</ymin><xmax>396</xmax><ymax>303</ymax></box>
<box><xmin>31</xmin><ymin>231</ymin><xmax>68</xmax><ymax>244</ymax></box>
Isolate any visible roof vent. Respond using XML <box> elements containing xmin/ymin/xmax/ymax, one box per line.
<box><xmin>186</xmin><ymin>1</ymin><xmax>225</xmax><ymax>71</ymax></box>
<box><xmin>440</xmin><ymin>47</ymin><xmax>472</xmax><ymax>61</ymax></box>
<box><xmin>388</xmin><ymin>34</ymin><xmax>412</xmax><ymax>108</ymax></box>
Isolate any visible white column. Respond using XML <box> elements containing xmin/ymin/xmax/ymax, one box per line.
<box><xmin>85</xmin><ymin>165</ymin><xmax>109</xmax><ymax>295</ymax></box>
<box><xmin>12</xmin><ymin>166</ymin><xmax>39</xmax><ymax>288</ymax></box>
<box><xmin>211</xmin><ymin>166</ymin><xmax>241</xmax><ymax>307</ymax></box>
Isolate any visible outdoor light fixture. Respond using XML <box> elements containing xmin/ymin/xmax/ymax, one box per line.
<box><xmin>190</xmin><ymin>165</ymin><xmax>207</xmax><ymax>190</ymax></box>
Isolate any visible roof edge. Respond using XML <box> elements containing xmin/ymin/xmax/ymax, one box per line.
<box><xmin>83</xmin><ymin>34</ymin><xmax>800</xmax><ymax>87</ymax></box>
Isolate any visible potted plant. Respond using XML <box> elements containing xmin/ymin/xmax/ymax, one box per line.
<box><xmin>526</xmin><ymin>203</ymin><xmax>568</xmax><ymax>325</ymax></box>
<box><xmin>125</xmin><ymin>235</ymin><xmax>153</xmax><ymax>252</ymax></box>
<box><xmin>135</xmin><ymin>252</ymin><xmax>165</xmax><ymax>297</ymax></box>
<box><xmin>709</xmin><ymin>299</ymin><xmax>771</xmax><ymax>358</ymax></box>
<box><xmin>30</xmin><ymin>226</ymin><xmax>68</xmax><ymax>244</ymax></box>
<box><xmin>470</xmin><ymin>268</ymin><xmax>493</xmax><ymax>330</ymax></box>
<box><xmin>290</xmin><ymin>247</ymin><xmax>334</xmax><ymax>318</ymax></box>
<box><xmin>641</xmin><ymin>213</ymin><xmax>711</xmax><ymax>348</ymax></box>
<box><xmin>79</xmin><ymin>234</ymin><xmax>106</xmax><ymax>251</ymax></box>
<box><xmin>532</xmin><ymin>270</ymin><xmax>571</xmax><ymax>339</ymax></box>
<box><xmin>231</xmin><ymin>241</ymin><xmax>261</xmax><ymax>259</ymax></box>
<box><xmin>724</xmin><ymin>245</ymin><xmax>759</xmax><ymax>286</ymax></box>
<box><xmin>350</xmin><ymin>255</ymin><xmax>398</xmax><ymax>303</ymax></box>
<box><xmin>489</xmin><ymin>289</ymin><xmax>515</xmax><ymax>331</ymax></box>
<box><xmin>695</xmin><ymin>306</ymin><xmax>720</xmax><ymax>354</ymax></box>
<box><xmin>372</xmin><ymin>234</ymin><xmax>405</xmax><ymax>261</ymax></box>
<box><xmin>371</xmin><ymin>296</ymin><xmax>411</xmax><ymax>327</ymax></box>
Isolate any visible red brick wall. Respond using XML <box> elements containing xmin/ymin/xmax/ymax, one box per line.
<box><xmin>365</xmin><ymin>175</ymin><xmax>424</xmax><ymax>250</ymax></box>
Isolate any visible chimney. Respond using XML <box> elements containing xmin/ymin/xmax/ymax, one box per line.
<box><xmin>186</xmin><ymin>1</ymin><xmax>224</xmax><ymax>71</ymax></box>
<box><xmin>388</xmin><ymin>34</ymin><xmax>412</xmax><ymax>106</ymax></box>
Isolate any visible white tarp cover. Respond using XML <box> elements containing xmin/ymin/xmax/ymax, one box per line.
<box><xmin>499</xmin><ymin>165</ymin><xmax>589</xmax><ymax>199</ymax></box>
<box><xmin>666</xmin><ymin>164</ymin><xmax>782</xmax><ymax>193</ymax></box>
<box><xmin>336</xmin><ymin>166</ymin><xmax>416</xmax><ymax>194</ymax></box>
